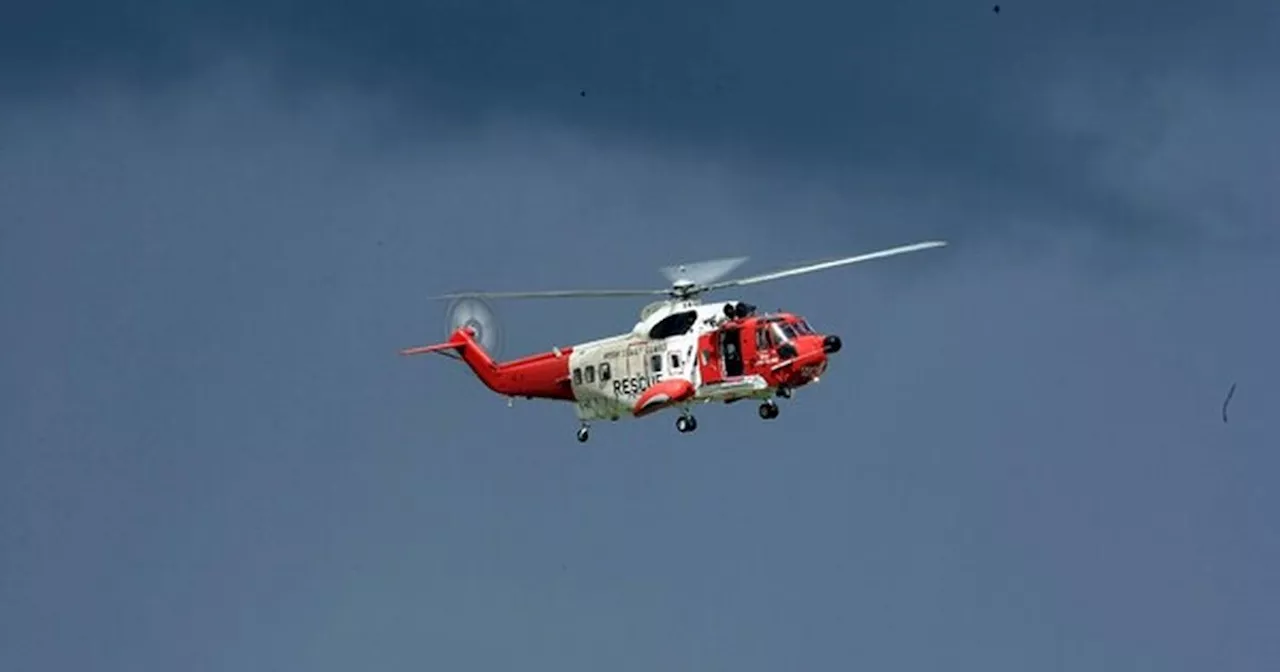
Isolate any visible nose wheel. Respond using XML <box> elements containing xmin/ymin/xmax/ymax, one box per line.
<box><xmin>576</xmin><ymin>425</ymin><xmax>590</xmax><ymax>442</ymax></box>
<box><xmin>676</xmin><ymin>415</ymin><xmax>698</xmax><ymax>433</ymax></box>
<box><xmin>758</xmin><ymin>401</ymin><xmax>779</xmax><ymax>420</ymax></box>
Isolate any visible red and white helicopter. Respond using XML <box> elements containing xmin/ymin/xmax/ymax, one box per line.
<box><xmin>402</xmin><ymin>240</ymin><xmax>946</xmax><ymax>442</ymax></box>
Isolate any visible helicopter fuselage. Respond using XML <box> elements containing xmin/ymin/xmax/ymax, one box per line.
<box><xmin>412</xmin><ymin>299</ymin><xmax>840</xmax><ymax>439</ymax></box>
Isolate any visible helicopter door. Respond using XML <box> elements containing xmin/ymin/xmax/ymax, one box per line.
<box><xmin>697</xmin><ymin>332</ymin><xmax>722</xmax><ymax>385</ymax></box>
<box><xmin>719</xmin><ymin>328</ymin><xmax>744</xmax><ymax>377</ymax></box>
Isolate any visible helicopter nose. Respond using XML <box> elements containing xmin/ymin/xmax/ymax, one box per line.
<box><xmin>823</xmin><ymin>334</ymin><xmax>842</xmax><ymax>354</ymax></box>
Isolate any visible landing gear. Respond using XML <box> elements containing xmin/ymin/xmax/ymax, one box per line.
<box><xmin>576</xmin><ymin>425</ymin><xmax>590</xmax><ymax>442</ymax></box>
<box><xmin>758</xmin><ymin>401</ymin><xmax>779</xmax><ymax>420</ymax></box>
<box><xmin>676</xmin><ymin>415</ymin><xmax>698</xmax><ymax>433</ymax></box>
<box><xmin>776</xmin><ymin>386</ymin><xmax>792</xmax><ymax>399</ymax></box>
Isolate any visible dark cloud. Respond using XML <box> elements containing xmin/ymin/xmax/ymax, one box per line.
<box><xmin>4</xmin><ymin>1</ymin><xmax>1278</xmax><ymax>243</ymax></box>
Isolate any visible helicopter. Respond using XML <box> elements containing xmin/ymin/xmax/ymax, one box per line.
<box><xmin>401</xmin><ymin>240</ymin><xmax>947</xmax><ymax>442</ymax></box>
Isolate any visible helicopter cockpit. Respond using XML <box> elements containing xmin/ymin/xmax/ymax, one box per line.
<box><xmin>753</xmin><ymin>315</ymin><xmax>811</xmax><ymax>340</ymax></box>
<box><xmin>766</xmin><ymin>317</ymin><xmax>815</xmax><ymax>343</ymax></box>
<box><xmin>696</xmin><ymin>302</ymin><xmax>842</xmax><ymax>384</ymax></box>
<box><xmin>753</xmin><ymin>316</ymin><xmax>808</xmax><ymax>358</ymax></box>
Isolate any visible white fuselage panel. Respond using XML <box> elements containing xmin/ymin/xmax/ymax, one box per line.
<box><xmin>568</xmin><ymin>332</ymin><xmax>700</xmax><ymax>421</ymax></box>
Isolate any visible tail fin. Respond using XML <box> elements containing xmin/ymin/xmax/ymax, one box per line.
<box><xmin>400</xmin><ymin>327</ymin><xmax>509</xmax><ymax>393</ymax></box>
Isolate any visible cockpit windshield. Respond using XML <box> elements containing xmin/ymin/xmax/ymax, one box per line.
<box><xmin>769</xmin><ymin>321</ymin><xmax>797</xmax><ymax>344</ymax></box>
<box><xmin>793</xmin><ymin>319</ymin><xmax>814</xmax><ymax>335</ymax></box>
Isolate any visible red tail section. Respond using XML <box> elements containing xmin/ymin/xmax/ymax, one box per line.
<box><xmin>400</xmin><ymin>327</ymin><xmax>576</xmax><ymax>401</ymax></box>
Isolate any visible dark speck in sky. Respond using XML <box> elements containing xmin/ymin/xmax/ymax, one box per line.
<box><xmin>1223</xmin><ymin>381</ymin><xmax>1237</xmax><ymax>423</ymax></box>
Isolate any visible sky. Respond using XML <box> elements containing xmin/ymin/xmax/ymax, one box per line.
<box><xmin>2</xmin><ymin>2</ymin><xmax>1279</xmax><ymax>670</ymax></box>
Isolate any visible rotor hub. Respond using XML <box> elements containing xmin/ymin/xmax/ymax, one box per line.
<box><xmin>669</xmin><ymin>278</ymin><xmax>698</xmax><ymax>298</ymax></box>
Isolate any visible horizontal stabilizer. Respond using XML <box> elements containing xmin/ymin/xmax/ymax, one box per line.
<box><xmin>399</xmin><ymin>341</ymin><xmax>465</xmax><ymax>357</ymax></box>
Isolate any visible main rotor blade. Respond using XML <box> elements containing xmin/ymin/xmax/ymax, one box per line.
<box><xmin>702</xmin><ymin>240</ymin><xmax>947</xmax><ymax>291</ymax></box>
<box><xmin>430</xmin><ymin>288</ymin><xmax>670</xmax><ymax>300</ymax></box>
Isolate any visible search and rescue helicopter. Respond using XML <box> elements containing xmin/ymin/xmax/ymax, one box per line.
<box><xmin>401</xmin><ymin>240</ymin><xmax>946</xmax><ymax>442</ymax></box>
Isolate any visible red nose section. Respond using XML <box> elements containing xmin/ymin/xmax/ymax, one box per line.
<box><xmin>633</xmin><ymin>378</ymin><xmax>696</xmax><ymax>417</ymax></box>
<box><xmin>770</xmin><ymin>336</ymin><xmax>830</xmax><ymax>387</ymax></box>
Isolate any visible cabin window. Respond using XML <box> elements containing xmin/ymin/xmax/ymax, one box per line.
<box><xmin>573</xmin><ymin>368</ymin><xmax>582</xmax><ymax>385</ymax></box>
<box><xmin>648</xmin><ymin>311</ymin><xmax>699</xmax><ymax>339</ymax></box>
<box><xmin>585</xmin><ymin>365</ymin><xmax>596</xmax><ymax>383</ymax></box>
<box><xmin>600</xmin><ymin>362</ymin><xmax>611</xmax><ymax>381</ymax></box>
<box><xmin>650</xmin><ymin>354</ymin><xmax>663</xmax><ymax>373</ymax></box>
<box><xmin>669</xmin><ymin>352</ymin><xmax>681</xmax><ymax>370</ymax></box>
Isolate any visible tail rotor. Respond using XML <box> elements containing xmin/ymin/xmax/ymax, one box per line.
<box><xmin>446</xmin><ymin>297</ymin><xmax>503</xmax><ymax>357</ymax></box>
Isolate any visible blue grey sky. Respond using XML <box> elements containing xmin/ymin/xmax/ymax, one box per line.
<box><xmin>3</xmin><ymin>3</ymin><xmax>1278</xmax><ymax>670</ymax></box>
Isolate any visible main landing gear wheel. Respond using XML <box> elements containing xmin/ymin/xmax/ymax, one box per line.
<box><xmin>576</xmin><ymin>426</ymin><xmax>590</xmax><ymax>442</ymax></box>
<box><xmin>676</xmin><ymin>415</ymin><xmax>698</xmax><ymax>433</ymax></box>
<box><xmin>758</xmin><ymin>401</ymin><xmax>779</xmax><ymax>420</ymax></box>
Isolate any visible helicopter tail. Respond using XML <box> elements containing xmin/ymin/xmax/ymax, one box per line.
<box><xmin>400</xmin><ymin>327</ymin><xmax>575</xmax><ymax>401</ymax></box>
<box><xmin>400</xmin><ymin>326</ymin><xmax>499</xmax><ymax>379</ymax></box>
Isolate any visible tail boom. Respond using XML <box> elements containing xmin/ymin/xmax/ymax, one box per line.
<box><xmin>402</xmin><ymin>327</ymin><xmax>576</xmax><ymax>401</ymax></box>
